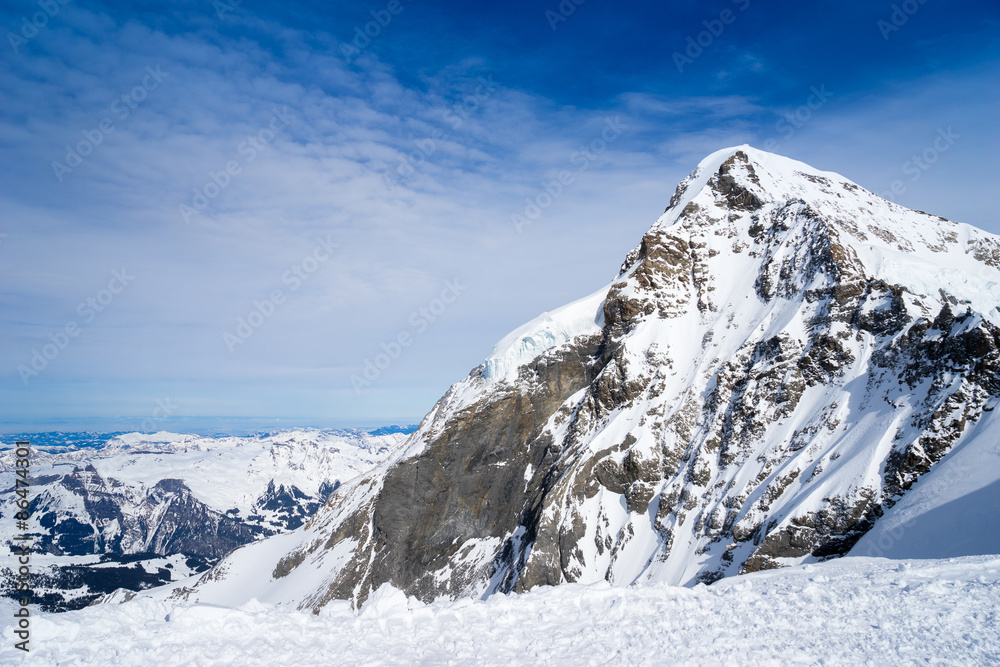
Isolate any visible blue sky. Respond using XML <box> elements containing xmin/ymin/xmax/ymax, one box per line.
<box><xmin>1</xmin><ymin>0</ymin><xmax>998</xmax><ymax>432</ymax></box>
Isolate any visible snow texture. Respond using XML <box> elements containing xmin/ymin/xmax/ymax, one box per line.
<box><xmin>3</xmin><ymin>555</ymin><xmax>998</xmax><ymax>665</ymax></box>
<box><xmin>482</xmin><ymin>285</ymin><xmax>607</xmax><ymax>384</ymax></box>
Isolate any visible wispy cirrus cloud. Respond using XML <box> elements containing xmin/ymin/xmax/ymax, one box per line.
<box><xmin>1</xmin><ymin>0</ymin><xmax>997</xmax><ymax>429</ymax></box>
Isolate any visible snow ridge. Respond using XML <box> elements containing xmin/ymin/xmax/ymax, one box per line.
<box><xmin>483</xmin><ymin>286</ymin><xmax>607</xmax><ymax>384</ymax></box>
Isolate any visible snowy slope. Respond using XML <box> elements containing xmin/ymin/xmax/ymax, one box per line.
<box><xmin>128</xmin><ymin>145</ymin><xmax>1000</xmax><ymax>611</ymax></box>
<box><xmin>9</xmin><ymin>555</ymin><xmax>1000</xmax><ymax>665</ymax></box>
<box><xmin>852</xmin><ymin>408</ymin><xmax>1000</xmax><ymax>559</ymax></box>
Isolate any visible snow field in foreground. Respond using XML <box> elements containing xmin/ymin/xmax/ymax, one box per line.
<box><xmin>2</xmin><ymin>555</ymin><xmax>998</xmax><ymax>666</ymax></box>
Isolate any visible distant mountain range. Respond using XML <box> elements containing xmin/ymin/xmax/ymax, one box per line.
<box><xmin>0</xmin><ymin>428</ymin><xmax>412</xmax><ymax>610</ymax></box>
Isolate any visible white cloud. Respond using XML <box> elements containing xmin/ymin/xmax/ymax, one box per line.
<box><xmin>1</xmin><ymin>7</ymin><xmax>997</xmax><ymax>428</ymax></box>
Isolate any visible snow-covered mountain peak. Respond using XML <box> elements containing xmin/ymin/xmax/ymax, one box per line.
<box><xmin>483</xmin><ymin>147</ymin><xmax>1000</xmax><ymax>402</ymax></box>
<box><xmin>124</xmin><ymin>148</ymin><xmax>1000</xmax><ymax>613</ymax></box>
<box><xmin>652</xmin><ymin>145</ymin><xmax>972</xmax><ymax>254</ymax></box>
<box><xmin>622</xmin><ymin>146</ymin><xmax>1000</xmax><ymax>326</ymax></box>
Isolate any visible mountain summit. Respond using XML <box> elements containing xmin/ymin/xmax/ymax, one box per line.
<box><xmin>138</xmin><ymin>147</ymin><xmax>1000</xmax><ymax>609</ymax></box>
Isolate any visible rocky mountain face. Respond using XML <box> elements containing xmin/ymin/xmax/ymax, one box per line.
<box><xmin>142</xmin><ymin>146</ymin><xmax>1000</xmax><ymax>611</ymax></box>
<box><xmin>0</xmin><ymin>429</ymin><xmax>409</xmax><ymax>610</ymax></box>
<box><xmin>30</xmin><ymin>470</ymin><xmax>262</xmax><ymax>559</ymax></box>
